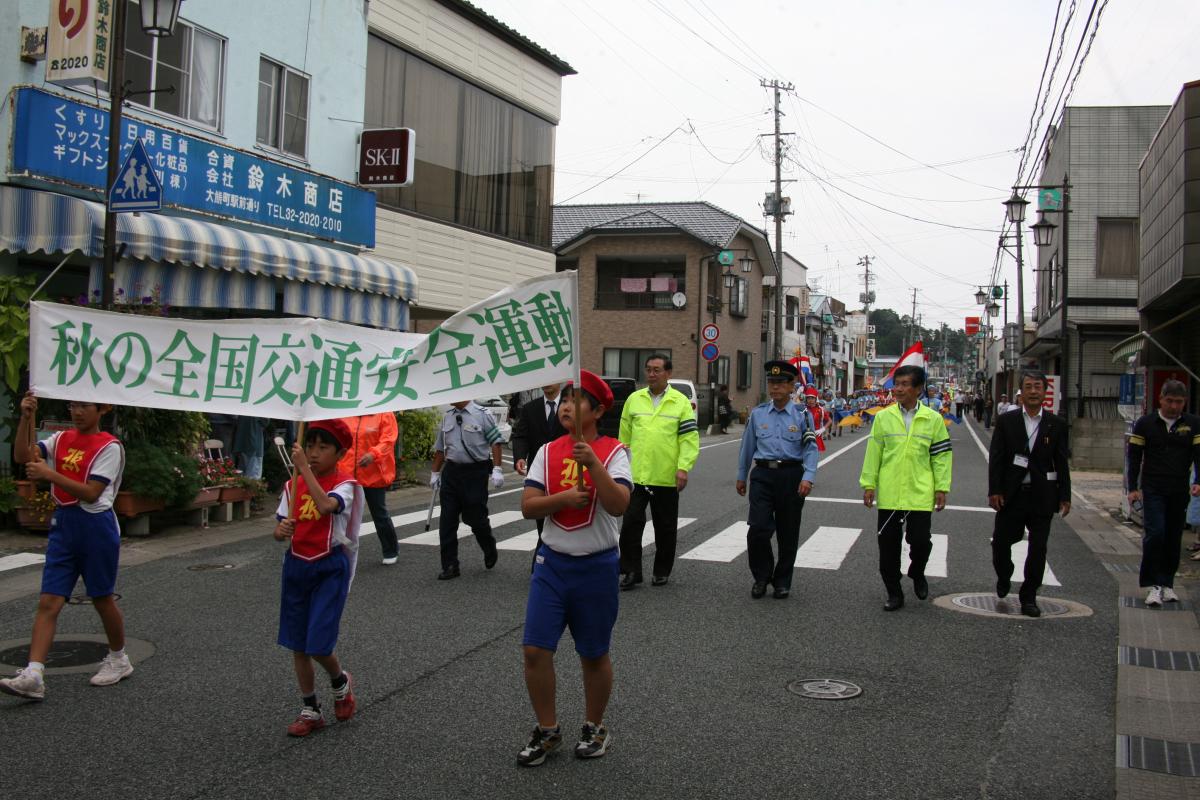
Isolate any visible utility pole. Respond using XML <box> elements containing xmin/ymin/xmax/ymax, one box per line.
<box><xmin>904</xmin><ymin>288</ymin><xmax>918</xmax><ymax>349</ymax></box>
<box><xmin>762</xmin><ymin>78</ymin><xmax>794</xmax><ymax>361</ymax></box>
<box><xmin>858</xmin><ymin>255</ymin><xmax>873</xmax><ymax>390</ymax></box>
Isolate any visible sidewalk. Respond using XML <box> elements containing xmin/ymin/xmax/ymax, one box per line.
<box><xmin>1064</xmin><ymin>470</ymin><xmax>1200</xmax><ymax>798</ymax></box>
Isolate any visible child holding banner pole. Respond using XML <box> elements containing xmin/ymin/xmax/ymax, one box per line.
<box><xmin>272</xmin><ymin>418</ymin><xmax>364</xmax><ymax>737</ymax></box>
<box><xmin>1</xmin><ymin>393</ymin><xmax>130</xmax><ymax>701</ymax></box>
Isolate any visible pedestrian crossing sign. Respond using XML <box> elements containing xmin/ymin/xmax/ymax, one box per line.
<box><xmin>107</xmin><ymin>138</ymin><xmax>162</xmax><ymax>212</ymax></box>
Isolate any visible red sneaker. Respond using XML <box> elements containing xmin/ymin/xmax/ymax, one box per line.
<box><xmin>286</xmin><ymin>708</ymin><xmax>326</xmax><ymax>737</ymax></box>
<box><xmin>334</xmin><ymin>671</ymin><xmax>356</xmax><ymax>722</ymax></box>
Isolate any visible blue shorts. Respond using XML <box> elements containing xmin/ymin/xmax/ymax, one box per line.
<box><xmin>523</xmin><ymin>545</ymin><xmax>619</xmax><ymax>659</ymax></box>
<box><xmin>278</xmin><ymin>548</ymin><xmax>350</xmax><ymax>657</ymax></box>
<box><xmin>41</xmin><ymin>505</ymin><xmax>121</xmax><ymax>598</ymax></box>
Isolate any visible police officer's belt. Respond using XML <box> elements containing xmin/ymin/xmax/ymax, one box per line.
<box><xmin>755</xmin><ymin>459</ymin><xmax>803</xmax><ymax>469</ymax></box>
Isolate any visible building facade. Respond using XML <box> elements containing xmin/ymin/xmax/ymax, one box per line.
<box><xmin>552</xmin><ymin>202</ymin><xmax>777</xmax><ymax>421</ymax></box>
<box><xmin>779</xmin><ymin>251</ymin><xmax>809</xmax><ymax>360</ymax></box>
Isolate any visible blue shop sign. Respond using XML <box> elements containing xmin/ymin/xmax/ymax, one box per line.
<box><xmin>9</xmin><ymin>87</ymin><xmax>375</xmax><ymax>248</ymax></box>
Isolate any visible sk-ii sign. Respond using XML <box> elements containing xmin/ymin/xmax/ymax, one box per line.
<box><xmin>358</xmin><ymin>128</ymin><xmax>415</xmax><ymax>187</ymax></box>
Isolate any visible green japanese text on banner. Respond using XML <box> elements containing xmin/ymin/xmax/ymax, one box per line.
<box><xmin>30</xmin><ymin>272</ymin><xmax>577</xmax><ymax>421</ymax></box>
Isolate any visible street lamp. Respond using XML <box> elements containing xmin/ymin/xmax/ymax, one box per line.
<box><xmin>1003</xmin><ymin>191</ymin><xmax>1029</xmax><ymax>225</ymax></box>
<box><xmin>1030</xmin><ymin>211</ymin><xmax>1056</xmax><ymax>247</ymax></box>
<box><xmin>1021</xmin><ymin>179</ymin><xmax>1072</xmax><ymax>422</ymax></box>
<box><xmin>100</xmin><ymin>0</ymin><xmax>184</xmax><ymax>308</ymax></box>
<box><xmin>974</xmin><ymin>287</ymin><xmax>988</xmax><ymax>305</ymax></box>
<box><xmin>986</xmin><ymin>300</ymin><xmax>1001</xmax><ymax>319</ymax></box>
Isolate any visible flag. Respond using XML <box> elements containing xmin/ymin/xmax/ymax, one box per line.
<box><xmin>881</xmin><ymin>342</ymin><xmax>926</xmax><ymax>390</ymax></box>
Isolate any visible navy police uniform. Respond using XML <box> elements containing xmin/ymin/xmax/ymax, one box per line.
<box><xmin>736</xmin><ymin>361</ymin><xmax>820</xmax><ymax>599</ymax></box>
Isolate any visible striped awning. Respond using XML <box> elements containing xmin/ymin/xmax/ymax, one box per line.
<box><xmin>1110</xmin><ymin>332</ymin><xmax>1145</xmax><ymax>364</ymax></box>
<box><xmin>0</xmin><ymin>184</ymin><xmax>417</xmax><ymax>309</ymax></box>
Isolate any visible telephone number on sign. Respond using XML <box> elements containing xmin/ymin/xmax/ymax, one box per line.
<box><xmin>265</xmin><ymin>204</ymin><xmax>343</xmax><ymax>234</ymax></box>
<box><xmin>50</xmin><ymin>56</ymin><xmax>90</xmax><ymax>70</ymax></box>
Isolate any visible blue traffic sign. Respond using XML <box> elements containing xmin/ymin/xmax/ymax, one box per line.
<box><xmin>701</xmin><ymin>342</ymin><xmax>720</xmax><ymax>362</ymax></box>
<box><xmin>108</xmin><ymin>138</ymin><xmax>162</xmax><ymax>212</ymax></box>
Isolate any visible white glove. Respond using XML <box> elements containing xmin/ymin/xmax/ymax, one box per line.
<box><xmin>430</xmin><ymin>471</ymin><xmax>441</xmax><ymax>490</ymax></box>
<box><xmin>491</xmin><ymin>467</ymin><xmax>505</xmax><ymax>489</ymax></box>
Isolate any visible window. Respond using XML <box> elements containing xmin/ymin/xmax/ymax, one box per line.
<box><xmin>595</xmin><ymin>258</ymin><xmax>686</xmax><ymax>310</ymax></box>
<box><xmin>256</xmin><ymin>58</ymin><xmax>309</xmax><ymax>159</ymax></box>
<box><xmin>1096</xmin><ymin>218</ymin><xmax>1139</xmax><ymax>278</ymax></box>
<box><xmin>729</xmin><ymin>277</ymin><xmax>748</xmax><ymax>318</ymax></box>
<box><xmin>123</xmin><ymin>1</ymin><xmax>224</xmax><ymax>130</ymax></box>
<box><xmin>736</xmin><ymin>350</ymin><xmax>753</xmax><ymax>390</ymax></box>
<box><xmin>711</xmin><ymin>355</ymin><xmax>730</xmax><ymax>387</ymax></box>
<box><xmin>364</xmin><ymin>35</ymin><xmax>556</xmax><ymax>247</ymax></box>
<box><xmin>603</xmin><ymin>348</ymin><xmax>672</xmax><ymax>382</ymax></box>
<box><xmin>786</xmin><ymin>296</ymin><xmax>800</xmax><ymax>331</ymax></box>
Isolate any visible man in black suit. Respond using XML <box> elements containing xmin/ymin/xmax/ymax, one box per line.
<box><xmin>988</xmin><ymin>370</ymin><xmax>1071</xmax><ymax>617</ymax></box>
<box><xmin>511</xmin><ymin>382</ymin><xmax>569</xmax><ymax>535</ymax></box>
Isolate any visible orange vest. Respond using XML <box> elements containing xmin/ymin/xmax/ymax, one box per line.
<box><xmin>288</xmin><ymin>471</ymin><xmax>352</xmax><ymax>561</ymax></box>
<box><xmin>542</xmin><ymin>435</ymin><xmax>626</xmax><ymax>531</ymax></box>
<box><xmin>51</xmin><ymin>430</ymin><xmax>120</xmax><ymax>506</ymax></box>
<box><xmin>336</xmin><ymin>413</ymin><xmax>398</xmax><ymax>489</ymax></box>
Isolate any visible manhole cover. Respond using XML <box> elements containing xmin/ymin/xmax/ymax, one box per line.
<box><xmin>0</xmin><ymin>635</ymin><xmax>155</xmax><ymax>676</ymax></box>
<box><xmin>67</xmin><ymin>592</ymin><xmax>123</xmax><ymax>605</ymax></box>
<box><xmin>787</xmin><ymin>678</ymin><xmax>862</xmax><ymax>700</ymax></box>
<box><xmin>934</xmin><ymin>592</ymin><xmax>1092</xmax><ymax>619</ymax></box>
<box><xmin>187</xmin><ymin>563</ymin><xmax>237</xmax><ymax>572</ymax></box>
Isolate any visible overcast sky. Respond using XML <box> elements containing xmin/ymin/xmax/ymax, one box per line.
<box><xmin>474</xmin><ymin>0</ymin><xmax>1200</xmax><ymax>329</ymax></box>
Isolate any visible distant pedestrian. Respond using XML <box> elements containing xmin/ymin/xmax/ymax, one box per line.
<box><xmin>273</xmin><ymin>419</ymin><xmax>363</xmax><ymax>736</ymax></box>
<box><xmin>717</xmin><ymin>385</ymin><xmax>734</xmax><ymax>434</ymax></box>
<box><xmin>617</xmin><ymin>354</ymin><xmax>699</xmax><ymax>589</ymax></box>
<box><xmin>1127</xmin><ymin>380</ymin><xmax>1200</xmax><ymax>607</ymax></box>
<box><xmin>0</xmin><ymin>394</ymin><xmax>130</xmax><ymax>701</ymax></box>
<box><xmin>736</xmin><ymin>361</ymin><xmax>819</xmax><ymax>599</ymax></box>
<box><xmin>516</xmin><ymin>371</ymin><xmax>630</xmax><ymax>766</ymax></box>
<box><xmin>430</xmin><ymin>400</ymin><xmax>505</xmax><ymax>580</ymax></box>
<box><xmin>512</xmin><ymin>382</ymin><xmax>569</xmax><ymax>568</ymax></box>
<box><xmin>802</xmin><ymin>386</ymin><xmax>829</xmax><ymax>452</ymax></box>
<box><xmin>337</xmin><ymin>413</ymin><xmax>400</xmax><ymax>565</ymax></box>
<box><xmin>974</xmin><ymin>394</ymin><xmax>985</xmax><ymax>422</ymax></box>
<box><xmin>232</xmin><ymin>415</ymin><xmax>269</xmax><ymax>480</ymax></box>
<box><xmin>859</xmin><ymin>365</ymin><xmax>953</xmax><ymax>611</ymax></box>
<box><xmin>984</xmin><ymin>395</ymin><xmax>994</xmax><ymax>429</ymax></box>
<box><xmin>987</xmin><ymin>371</ymin><xmax>1071</xmax><ymax>617</ymax></box>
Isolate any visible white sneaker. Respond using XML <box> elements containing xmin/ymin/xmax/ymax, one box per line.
<box><xmin>0</xmin><ymin>668</ymin><xmax>46</xmax><ymax>700</ymax></box>
<box><xmin>1162</xmin><ymin>587</ymin><xmax>1180</xmax><ymax>603</ymax></box>
<box><xmin>381</xmin><ymin>556</ymin><xmax>398</xmax><ymax>565</ymax></box>
<box><xmin>1145</xmin><ymin>586</ymin><xmax>1164</xmax><ymax>607</ymax></box>
<box><xmin>90</xmin><ymin>653</ymin><xmax>134</xmax><ymax>686</ymax></box>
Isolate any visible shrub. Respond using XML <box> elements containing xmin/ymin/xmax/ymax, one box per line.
<box><xmin>122</xmin><ymin>443</ymin><xmax>204</xmax><ymax>508</ymax></box>
<box><xmin>396</xmin><ymin>409</ymin><xmax>438</xmax><ymax>483</ymax></box>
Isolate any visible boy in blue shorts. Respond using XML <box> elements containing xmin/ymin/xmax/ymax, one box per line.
<box><xmin>517</xmin><ymin>370</ymin><xmax>632</xmax><ymax>766</ymax></box>
<box><xmin>274</xmin><ymin>418</ymin><xmax>364</xmax><ymax>737</ymax></box>
<box><xmin>1</xmin><ymin>393</ymin><xmax>129</xmax><ymax>701</ymax></box>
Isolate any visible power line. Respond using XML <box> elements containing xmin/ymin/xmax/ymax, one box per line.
<box><xmin>556</xmin><ymin>125</ymin><xmax>688</xmax><ymax>203</ymax></box>
<box><xmin>1014</xmin><ymin>0</ymin><xmax>1076</xmax><ymax>185</ymax></box>
<box><xmin>644</xmin><ymin>0</ymin><xmax>764</xmax><ymax>80</ymax></box>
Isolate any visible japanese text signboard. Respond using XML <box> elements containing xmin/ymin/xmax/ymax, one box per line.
<box><xmin>45</xmin><ymin>0</ymin><xmax>114</xmax><ymax>87</ymax></box>
<box><xmin>30</xmin><ymin>273</ymin><xmax>578</xmax><ymax>421</ymax></box>
<box><xmin>10</xmin><ymin>87</ymin><xmax>376</xmax><ymax>248</ymax></box>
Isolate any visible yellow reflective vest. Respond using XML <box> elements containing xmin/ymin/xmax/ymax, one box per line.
<box><xmin>858</xmin><ymin>403</ymin><xmax>952</xmax><ymax>511</ymax></box>
<box><xmin>618</xmin><ymin>386</ymin><xmax>700</xmax><ymax>487</ymax></box>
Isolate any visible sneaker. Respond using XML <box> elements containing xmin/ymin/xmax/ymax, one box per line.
<box><xmin>90</xmin><ymin>652</ymin><xmax>133</xmax><ymax>687</ymax></box>
<box><xmin>1145</xmin><ymin>586</ymin><xmax>1163</xmax><ymax>607</ymax></box>
<box><xmin>0</xmin><ymin>668</ymin><xmax>45</xmax><ymax>701</ymax></box>
<box><xmin>286</xmin><ymin>707</ymin><xmax>326</xmax><ymax>737</ymax></box>
<box><xmin>1162</xmin><ymin>587</ymin><xmax>1180</xmax><ymax>603</ymax></box>
<box><xmin>333</xmin><ymin>671</ymin><xmax>356</xmax><ymax>722</ymax></box>
<box><xmin>575</xmin><ymin>722</ymin><xmax>611</xmax><ymax>759</ymax></box>
<box><xmin>381</xmin><ymin>556</ymin><xmax>398</xmax><ymax>565</ymax></box>
<box><xmin>516</xmin><ymin>725</ymin><xmax>562</xmax><ymax>767</ymax></box>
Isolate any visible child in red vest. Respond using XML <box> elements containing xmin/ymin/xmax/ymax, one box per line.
<box><xmin>274</xmin><ymin>418</ymin><xmax>364</xmax><ymax>737</ymax></box>
<box><xmin>803</xmin><ymin>386</ymin><xmax>829</xmax><ymax>452</ymax></box>
<box><xmin>516</xmin><ymin>370</ymin><xmax>632</xmax><ymax>767</ymax></box>
<box><xmin>1</xmin><ymin>393</ymin><xmax>129</xmax><ymax>701</ymax></box>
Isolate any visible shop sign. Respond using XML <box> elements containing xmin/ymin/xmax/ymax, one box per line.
<box><xmin>45</xmin><ymin>0</ymin><xmax>113</xmax><ymax>87</ymax></box>
<box><xmin>358</xmin><ymin>128</ymin><xmax>415</xmax><ymax>187</ymax></box>
<box><xmin>10</xmin><ymin>87</ymin><xmax>376</xmax><ymax>248</ymax></box>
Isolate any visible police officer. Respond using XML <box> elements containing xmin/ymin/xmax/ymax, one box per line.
<box><xmin>430</xmin><ymin>400</ymin><xmax>505</xmax><ymax>580</ymax></box>
<box><xmin>736</xmin><ymin>360</ymin><xmax>819</xmax><ymax>599</ymax></box>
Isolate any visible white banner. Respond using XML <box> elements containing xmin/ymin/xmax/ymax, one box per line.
<box><xmin>45</xmin><ymin>0</ymin><xmax>114</xmax><ymax>88</ymax></box>
<box><xmin>31</xmin><ymin>272</ymin><xmax>578</xmax><ymax>421</ymax></box>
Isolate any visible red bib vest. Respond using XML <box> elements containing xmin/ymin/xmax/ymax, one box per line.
<box><xmin>542</xmin><ymin>435</ymin><xmax>626</xmax><ymax>531</ymax></box>
<box><xmin>288</xmin><ymin>471</ymin><xmax>352</xmax><ymax>561</ymax></box>
<box><xmin>51</xmin><ymin>430</ymin><xmax>120</xmax><ymax>506</ymax></box>
<box><xmin>808</xmin><ymin>405</ymin><xmax>828</xmax><ymax>452</ymax></box>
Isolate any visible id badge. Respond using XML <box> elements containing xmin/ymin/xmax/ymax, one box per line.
<box><xmin>1013</xmin><ymin>454</ymin><xmax>1030</xmax><ymax>468</ymax></box>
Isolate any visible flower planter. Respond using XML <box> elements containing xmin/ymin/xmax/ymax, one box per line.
<box><xmin>219</xmin><ymin>486</ymin><xmax>253</xmax><ymax>503</ymax></box>
<box><xmin>15</xmin><ymin>480</ymin><xmax>36</xmax><ymax>501</ymax></box>
<box><xmin>16</xmin><ymin>506</ymin><xmax>52</xmax><ymax>531</ymax></box>
<box><xmin>113</xmin><ymin>491</ymin><xmax>167</xmax><ymax>518</ymax></box>
<box><xmin>190</xmin><ymin>486</ymin><xmax>223</xmax><ymax>508</ymax></box>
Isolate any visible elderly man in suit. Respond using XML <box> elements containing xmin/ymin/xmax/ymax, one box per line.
<box><xmin>512</xmin><ymin>383</ymin><xmax>569</xmax><ymax>535</ymax></box>
<box><xmin>988</xmin><ymin>370</ymin><xmax>1072</xmax><ymax>617</ymax></box>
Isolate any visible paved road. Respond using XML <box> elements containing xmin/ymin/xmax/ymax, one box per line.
<box><xmin>0</xmin><ymin>418</ymin><xmax>1116</xmax><ymax>800</ymax></box>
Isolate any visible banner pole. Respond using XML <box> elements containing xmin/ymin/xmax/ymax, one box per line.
<box><xmin>572</xmin><ymin>271</ymin><xmax>583</xmax><ymax>442</ymax></box>
<box><xmin>288</xmin><ymin>422</ymin><xmax>306</xmax><ymax>522</ymax></box>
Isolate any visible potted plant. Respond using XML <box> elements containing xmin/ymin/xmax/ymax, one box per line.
<box><xmin>120</xmin><ymin>443</ymin><xmax>204</xmax><ymax>512</ymax></box>
<box><xmin>16</xmin><ymin>489</ymin><xmax>55</xmax><ymax>531</ymax></box>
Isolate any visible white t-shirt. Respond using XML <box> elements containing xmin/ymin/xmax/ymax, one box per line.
<box><xmin>39</xmin><ymin>432</ymin><xmax>124</xmax><ymax>513</ymax></box>
<box><xmin>526</xmin><ymin>442</ymin><xmax>633</xmax><ymax>556</ymax></box>
<box><xmin>275</xmin><ymin>479</ymin><xmax>358</xmax><ymax>544</ymax></box>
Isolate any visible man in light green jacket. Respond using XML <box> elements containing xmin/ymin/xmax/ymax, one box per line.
<box><xmin>618</xmin><ymin>354</ymin><xmax>699</xmax><ymax>589</ymax></box>
<box><xmin>859</xmin><ymin>365</ymin><xmax>952</xmax><ymax>611</ymax></box>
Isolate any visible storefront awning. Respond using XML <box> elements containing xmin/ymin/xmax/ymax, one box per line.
<box><xmin>0</xmin><ymin>186</ymin><xmax>417</xmax><ymax>327</ymax></box>
<box><xmin>1109</xmin><ymin>332</ymin><xmax>1145</xmax><ymax>364</ymax></box>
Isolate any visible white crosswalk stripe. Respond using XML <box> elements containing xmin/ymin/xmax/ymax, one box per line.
<box><xmin>681</xmin><ymin>522</ymin><xmax>747</xmax><ymax>562</ymax></box>
<box><xmin>795</xmin><ymin>526</ymin><xmax>862</xmax><ymax>570</ymax></box>
<box><xmin>397</xmin><ymin>510</ymin><xmax>526</xmax><ymax>546</ymax></box>
<box><xmin>901</xmin><ymin>534</ymin><xmax>949</xmax><ymax>578</ymax></box>
<box><xmin>0</xmin><ymin>552</ymin><xmax>45</xmax><ymax>573</ymax></box>
<box><xmin>494</xmin><ymin>517</ymin><xmax>697</xmax><ymax>552</ymax></box>
<box><xmin>1012</xmin><ymin>539</ymin><xmax>1061</xmax><ymax>586</ymax></box>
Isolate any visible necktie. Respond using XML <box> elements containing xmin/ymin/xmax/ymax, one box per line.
<box><xmin>546</xmin><ymin>400</ymin><xmax>556</xmax><ymax>421</ymax></box>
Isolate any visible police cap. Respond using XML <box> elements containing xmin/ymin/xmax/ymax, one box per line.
<box><xmin>764</xmin><ymin>360</ymin><xmax>799</xmax><ymax>381</ymax></box>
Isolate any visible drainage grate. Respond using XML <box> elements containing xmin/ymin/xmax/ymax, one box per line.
<box><xmin>1117</xmin><ymin>734</ymin><xmax>1200</xmax><ymax>776</ymax></box>
<box><xmin>934</xmin><ymin>592</ymin><xmax>1093</xmax><ymax>619</ymax></box>
<box><xmin>187</xmin><ymin>563</ymin><xmax>237</xmax><ymax>572</ymax></box>
<box><xmin>1119</xmin><ymin>646</ymin><xmax>1200</xmax><ymax>671</ymax></box>
<box><xmin>67</xmin><ymin>592</ymin><xmax>122</xmax><ymax>605</ymax></box>
<box><xmin>1120</xmin><ymin>597</ymin><xmax>1193</xmax><ymax>611</ymax></box>
<box><xmin>786</xmin><ymin>678</ymin><xmax>862</xmax><ymax>700</ymax></box>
